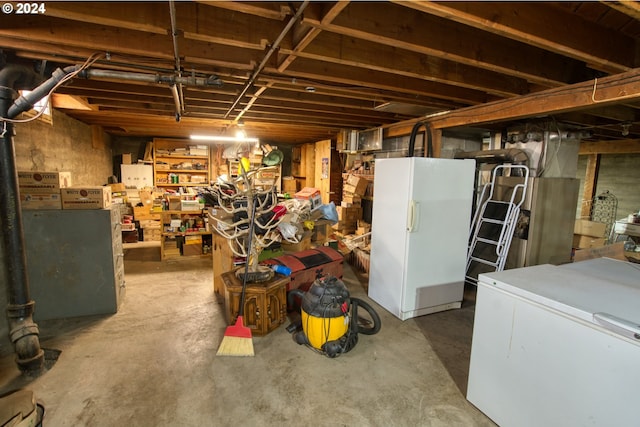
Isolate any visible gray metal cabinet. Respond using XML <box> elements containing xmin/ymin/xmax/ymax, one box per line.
<box><xmin>22</xmin><ymin>208</ymin><xmax>125</xmax><ymax>321</ymax></box>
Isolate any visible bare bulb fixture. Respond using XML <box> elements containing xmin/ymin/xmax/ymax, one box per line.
<box><xmin>621</xmin><ymin>123</ymin><xmax>631</xmax><ymax>137</ymax></box>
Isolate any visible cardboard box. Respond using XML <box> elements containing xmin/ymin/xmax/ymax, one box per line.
<box><xmin>295</xmin><ymin>187</ymin><xmax>321</xmax><ymax>200</ymax></box>
<box><xmin>336</xmin><ymin>206</ymin><xmax>363</xmax><ymax>222</ymax></box>
<box><xmin>121</xmin><ymin>222</ymin><xmax>136</xmax><ymax>231</ymax></box>
<box><xmin>573</xmin><ymin>241</ymin><xmax>627</xmax><ymax>263</ymax></box>
<box><xmin>18</xmin><ymin>171</ymin><xmax>72</xmax><ymax>193</ymax></box>
<box><xmin>614</xmin><ymin>221</ymin><xmax>640</xmax><ymax>236</ymax></box>
<box><xmin>133</xmin><ymin>206</ymin><xmax>161</xmax><ymax>221</ymax></box>
<box><xmin>282</xmin><ymin>233</ymin><xmax>312</xmax><ymax>253</ymax></box>
<box><xmin>168</xmin><ymin>196</ymin><xmax>182</xmax><ymax>211</ymax></box>
<box><xmin>312</xmin><ymin>220</ymin><xmax>332</xmax><ymax>244</ymax></box>
<box><xmin>181</xmin><ymin>200</ymin><xmax>203</xmax><ymax>211</ymax></box>
<box><xmin>574</xmin><ymin>219</ymin><xmax>607</xmax><ymax>238</ymax></box>
<box><xmin>295</xmin><ymin>187</ymin><xmax>322</xmax><ymax>209</ymax></box>
<box><xmin>182</xmin><ymin>244</ymin><xmax>203</xmax><ymax>256</ymax></box>
<box><xmin>356</xmin><ymin>220</ymin><xmax>371</xmax><ymax>236</ymax></box>
<box><xmin>184</xmin><ymin>235</ymin><xmax>203</xmax><ymax>245</ymax></box>
<box><xmin>20</xmin><ymin>192</ymin><xmax>62</xmax><ymax>210</ymax></box>
<box><xmin>139</xmin><ymin>219</ymin><xmax>161</xmax><ymax>229</ymax></box>
<box><xmin>345</xmin><ymin>174</ymin><xmax>369</xmax><ymax>195</ymax></box>
<box><xmin>282</xmin><ymin>177</ymin><xmax>299</xmax><ymax>193</ymax></box>
<box><xmin>108</xmin><ymin>183</ymin><xmax>126</xmax><ymax>192</ymax></box>
<box><xmin>341</xmin><ymin>194</ymin><xmax>362</xmax><ymax>206</ymax></box>
<box><xmin>122</xmin><ymin>229</ymin><xmax>139</xmax><ymax>243</ymax></box>
<box><xmin>142</xmin><ymin>229</ymin><xmax>161</xmax><ymax>242</ymax></box>
<box><xmin>572</xmin><ymin>234</ymin><xmax>606</xmax><ymax>249</ymax></box>
<box><xmin>61</xmin><ymin>186</ymin><xmax>112</xmax><ymax>209</ymax></box>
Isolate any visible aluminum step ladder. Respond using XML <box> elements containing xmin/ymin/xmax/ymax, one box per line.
<box><xmin>465</xmin><ymin>165</ymin><xmax>529</xmax><ymax>285</ymax></box>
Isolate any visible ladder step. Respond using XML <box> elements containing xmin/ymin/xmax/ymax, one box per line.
<box><xmin>470</xmin><ymin>257</ymin><xmax>499</xmax><ymax>267</ymax></box>
<box><xmin>485</xmin><ymin>200</ymin><xmax>513</xmax><ymax>207</ymax></box>
<box><xmin>477</xmin><ymin>237</ymin><xmax>499</xmax><ymax>245</ymax></box>
<box><xmin>480</xmin><ymin>218</ymin><xmax>506</xmax><ymax>225</ymax></box>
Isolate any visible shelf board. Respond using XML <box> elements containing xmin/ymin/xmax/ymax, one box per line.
<box><xmin>162</xmin><ymin>230</ymin><xmax>212</xmax><ymax>237</ymax></box>
<box><xmin>156</xmin><ymin>169</ymin><xmax>208</xmax><ymax>173</ymax></box>
<box><xmin>159</xmin><ymin>209</ymin><xmax>205</xmax><ymax>214</ymax></box>
<box><xmin>155</xmin><ymin>183</ymin><xmax>207</xmax><ymax>187</ymax></box>
<box><xmin>155</xmin><ymin>155</ymin><xmax>209</xmax><ymax>160</ymax></box>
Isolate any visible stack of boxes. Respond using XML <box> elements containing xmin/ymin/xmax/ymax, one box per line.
<box><xmin>573</xmin><ymin>219</ymin><xmax>608</xmax><ymax>249</ymax></box>
<box><xmin>333</xmin><ymin>174</ymin><xmax>370</xmax><ymax>235</ymax></box>
<box><xmin>18</xmin><ymin>171</ymin><xmax>112</xmax><ymax>211</ymax></box>
<box><xmin>333</xmin><ymin>205</ymin><xmax>363</xmax><ymax>235</ymax></box>
<box><xmin>18</xmin><ymin>171</ymin><xmax>71</xmax><ymax>210</ymax></box>
<box><xmin>341</xmin><ymin>174</ymin><xmax>369</xmax><ymax>207</ymax></box>
<box><xmin>132</xmin><ymin>189</ymin><xmax>162</xmax><ymax>242</ymax></box>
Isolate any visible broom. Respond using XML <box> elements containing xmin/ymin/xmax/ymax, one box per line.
<box><xmin>217</xmin><ymin>170</ymin><xmax>257</xmax><ymax>356</ymax></box>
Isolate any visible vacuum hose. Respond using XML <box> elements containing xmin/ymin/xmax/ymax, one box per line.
<box><xmin>408</xmin><ymin>120</ymin><xmax>433</xmax><ymax>158</ymax></box>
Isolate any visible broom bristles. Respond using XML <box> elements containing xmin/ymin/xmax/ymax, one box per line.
<box><xmin>216</xmin><ymin>316</ymin><xmax>254</xmax><ymax>357</ymax></box>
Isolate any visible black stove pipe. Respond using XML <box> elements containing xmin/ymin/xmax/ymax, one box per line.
<box><xmin>0</xmin><ymin>64</ymin><xmax>75</xmax><ymax>372</ymax></box>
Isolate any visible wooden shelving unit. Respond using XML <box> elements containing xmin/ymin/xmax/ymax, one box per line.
<box><xmin>159</xmin><ymin>209</ymin><xmax>212</xmax><ymax>260</ymax></box>
<box><xmin>153</xmin><ymin>138</ymin><xmax>211</xmax><ymax>190</ymax></box>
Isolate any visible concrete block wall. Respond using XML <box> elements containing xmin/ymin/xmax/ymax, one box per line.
<box><xmin>1</xmin><ymin>109</ymin><xmax>113</xmax><ymax>357</ymax></box>
<box><xmin>576</xmin><ymin>154</ymin><xmax>640</xmax><ymax>222</ymax></box>
<box><xmin>12</xmin><ymin>110</ymin><xmax>113</xmax><ymax>185</ymax></box>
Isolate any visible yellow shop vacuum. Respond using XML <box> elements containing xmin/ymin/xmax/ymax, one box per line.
<box><xmin>287</xmin><ymin>275</ymin><xmax>381</xmax><ymax>358</ymax></box>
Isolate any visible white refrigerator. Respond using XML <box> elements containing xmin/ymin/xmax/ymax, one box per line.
<box><xmin>368</xmin><ymin>157</ymin><xmax>476</xmax><ymax>320</ymax></box>
<box><xmin>467</xmin><ymin>257</ymin><xmax>640</xmax><ymax>427</ymax></box>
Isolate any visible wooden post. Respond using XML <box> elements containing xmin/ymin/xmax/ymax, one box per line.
<box><xmin>580</xmin><ymin>154</ymin><xmax>600</xmax><ymax>219</ymax></box>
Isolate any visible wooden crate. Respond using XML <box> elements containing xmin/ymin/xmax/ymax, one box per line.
<box><xmin>221</xmin><ymin>271</ymin><xmax>289</xmax><ymax>336</ymax></box>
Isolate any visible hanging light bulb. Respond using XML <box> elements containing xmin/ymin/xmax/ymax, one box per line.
<box><xmin>621</xmin><ymin>123</ymin><xmax>631</xmax><ymax>137</ymax></box>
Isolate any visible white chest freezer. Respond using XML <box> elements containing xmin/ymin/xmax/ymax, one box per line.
<box><xmin>467</xmin><ymin>257</ymin><xmax>640</xmax><ymax>427</ymax></box>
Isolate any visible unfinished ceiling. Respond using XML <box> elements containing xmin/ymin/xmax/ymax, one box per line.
<box><xmin>1</xmin><ymin>1</ymin><xmax>640</xmax><ymax>145</ymax></box>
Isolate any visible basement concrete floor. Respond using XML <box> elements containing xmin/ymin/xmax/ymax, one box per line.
<box><xmin>0</xmin><ymin>248</ymin><xmax>495</xmax><ymax>426</ymax></box>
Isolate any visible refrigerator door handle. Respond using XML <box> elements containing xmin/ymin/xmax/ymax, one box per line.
<box><xmin>593</xmin><ymin>312</ymin><xmax>640</xmax><ymax>341</ymax></box>
<box><xmin>407</xmin><ymin>200</ymin><xmax>419</xmax><ymax>232</ymax></box>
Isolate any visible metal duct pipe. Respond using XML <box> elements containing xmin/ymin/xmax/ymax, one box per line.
<box><xmin>78</xmin><ymin>68</ymin><xmax>222</xmax><ymax>87</ymax></box>
<box><xmin>169</xmin><ymin>0</ymin><xmax>185</xmax><ymax>120</ymax></box>
<box><xmin>8</xmin><ymin>65</ymin><xmax>78</xmax><ymax>119</ymax></box>
<box><xmin>454</xmin><ymin>148</ymin><xmax>529</xmax><ymax>167</ymax></box>
<box><xmin>224</xmin><ymin>0</ymin><xmax>310</xmax><ymax>119</ymax></box>
<box><xmin>0</xmin><ymin>64</ymin><xmax>50</xmax><ymax>372</ymax></box>
<box><xmin>170</xmin><ymin>84</ymin><xmax>181</xmax><ymax>122</ymax></box>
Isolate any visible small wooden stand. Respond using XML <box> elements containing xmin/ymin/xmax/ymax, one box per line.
<box><xmin>221</xmin><ymin>270</ymin><xmax>289</xmax><ymax>336</ymax></box>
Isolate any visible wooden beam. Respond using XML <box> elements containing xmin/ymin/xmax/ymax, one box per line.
<box><xmin>303</xmin><ymin>1</ymin><xmax>583</xmax><ymax>86</ymax></box>
<box><xmin>274</xmin><ymin>58</ymin><xmax>488</xmax><ymax>105</ymax></box>
<box><xmin>395</xmin><ymin>1</ymin><xmax>634</xmax><ymax>74</ymax></box>
<box><xmin>424</xmin><ymin>68</ymin><xmax>640</xmax><ymax>130</ymax></box>
<box><xmin>602</xmin><ymin>1</ymin><xmax>640</xmax><ymax>21</ymax></box>
<box><xmin>287</xmin><ymin>31</ymin><xmax>529</xmax><ymax>97</ymax></box>
<box><xmin>580</xmin><ymin>154</ymin><xmax>600</xmax><ymax>219</ymax></box>
<box><xmin>91</xmin><ymin>125</ymin><xmax>106</xmax><ymax>149</ymax></box>
<box><xmin>431</xmin><ymin>129</ymin><xmax>442</xmax><ymax>159</ymax></box>
<box><xmin>579</xmin><ymin>139</ymin><xmax>640</xmax><ymax>155</ymax></box>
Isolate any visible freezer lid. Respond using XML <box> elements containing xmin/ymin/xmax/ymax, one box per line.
<box><xmin>479</xmin><ymin>258</ymin><xmax>640</xmax><ymax>339</ymax></box>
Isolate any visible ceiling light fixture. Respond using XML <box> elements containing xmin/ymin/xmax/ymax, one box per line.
<box><xmin>305</xmin><ymin>86</ymin><xmax>316</xmax><ymax>93</ymax></box>
<box><xmin>190</xmin><ymin>135</ymin><xmax>259</xmax><ymax>143</ymax></box>
<box><xmin>621</xmin><ymin>123</ymin><xmax>631</xmax><ymax>137</ymax></box>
